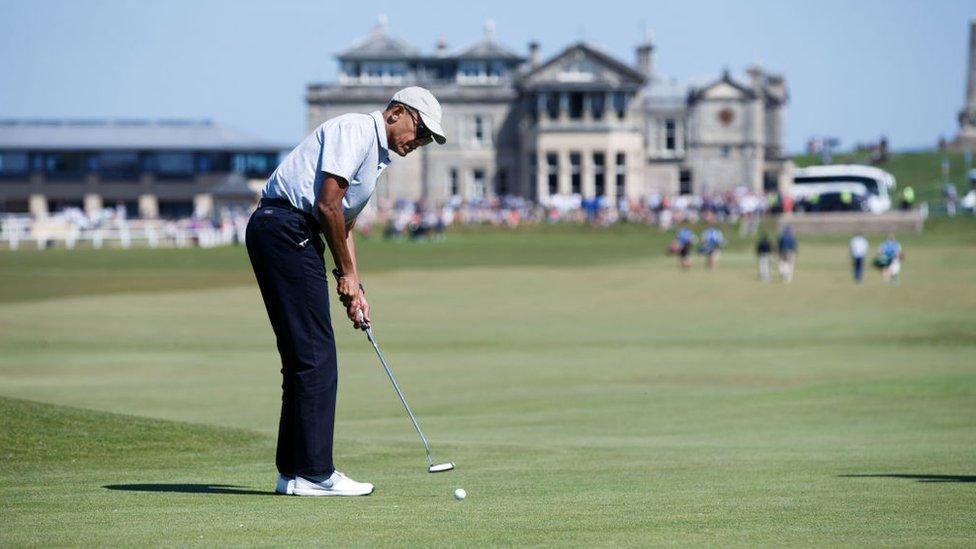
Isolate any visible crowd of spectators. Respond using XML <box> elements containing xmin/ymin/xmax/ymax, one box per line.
<box><xmin>0</xmin><ymin>187</ymin><xmax>800</xmax><ymax>248</ymax></box>
<box><xmin>357</xmin><ymin>187</ymin><xmax>774</xmax><ymax>240</ymax></box>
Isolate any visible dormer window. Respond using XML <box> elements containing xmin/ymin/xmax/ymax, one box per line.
<box><xmin>360</xmin><ymin>62</ymin><xmax>407</xmax><ymax>84</ymax></box>
<box><xmin>341</xmin><ymin>62</ymin><xmax>360</xmax><ymax>79</ymax></box>
<box><xmin>459</xmin><ymin>60</ymin><xmax>506</xmax><ymax>84</ymax></box>
<box><xmin>488</xmin><ymin>61</ymin><xmax>506</xmax><ymax>78</ymax></box>
<box><xmin>613</xmin><ymin>92</ymin><xmax>628</xmax><ymax>119</ymax></box>
<box><xmin>591</xmin><ymin>93</ymin><xmax>605</xmax><ymax>120</ymax></box>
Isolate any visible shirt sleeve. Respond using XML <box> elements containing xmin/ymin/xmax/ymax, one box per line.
<box><xmin>320</xmin><ymin>117</ymin><xmax>371</xmax><ymax>185</ymax></box>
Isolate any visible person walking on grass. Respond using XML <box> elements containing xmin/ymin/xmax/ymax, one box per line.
<box><xmin>849</xmin><ymin>232</ymin><xmax>869</xmax><ymax>284</ymax></box>
<box><xmin>777</xmin><ymin>225</ymin><xmax>797</xmax><ymax>283</ymax></box>
<box><xmin>700</xmin><ymin>224</ymin><xmax>725</xmax><ymax>269</ymax></box>
<box><xmin>877</xmin><ymin>234</ymin><xmax>904</xmax><ymax>285</ymax></box>
<box><xmin>674</xmin><ymin>225</ymin><xmax>696</xmax><ymax>270</ymax></box>
<box><xmin>245</xmin><ymin>87</ymin><xmax>446</xmax><ymax>496</ymax></box>
<box><xmin>756</xmin><ymin>232</ymin><xmax>772</xmax><ymax>282</ymax></box>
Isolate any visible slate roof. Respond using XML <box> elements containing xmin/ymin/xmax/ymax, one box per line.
<box><xmin>456</xmin><ymin>38</ymin><xmax>523</xmax><ymax>60</ymax></box>
<box><xmin>337</xmin><ymin>26</ymin><xmax>418</xmax><ymax>60</ymax></box>
<box><xmin>643</xmin><ymin>75</ymin><xmax>690</xmax><ymax>108</ymax></box>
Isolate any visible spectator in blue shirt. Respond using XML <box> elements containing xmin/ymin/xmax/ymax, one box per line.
<box><xmin>700</xmin><ymin>225</ymin><xmax>725</xmax><ymax>269</ymax></box>
<box><xmin>878</xmin><ymin>234</ymin><xmax>903</xmax><ymax>285</ymax></box>
<box><xmin>675</xmin><ymin>226</ymin><xmax>696</xmax><ymax>270</ymax></box>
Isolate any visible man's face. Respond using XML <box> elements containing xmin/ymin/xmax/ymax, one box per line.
<box><xmin>387</xmin><ymin>104</ymin><xmax>433</xmax><ymax>157</ymax></box>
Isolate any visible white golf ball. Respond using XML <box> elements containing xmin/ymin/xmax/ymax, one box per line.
<box><xmin>453</xmin><ymin>488</ymin><xmax>466</xmax><ymax>500</ymax></box>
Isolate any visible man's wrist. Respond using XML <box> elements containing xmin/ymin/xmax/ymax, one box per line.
<box><xmin>334</xmin><ymin>271</ymin><xmax>365</xmax><ymax>293</ymax></box>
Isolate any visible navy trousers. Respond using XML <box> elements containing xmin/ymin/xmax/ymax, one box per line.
<box><xmin>853</xmin><ymin>256</ymin><xmax>864</xmax><ymax>282</ymax></box>
<box><xmin>246</xmin><ymin>199</ymin><xmax>337</xmax><ymax>478</ymax></box>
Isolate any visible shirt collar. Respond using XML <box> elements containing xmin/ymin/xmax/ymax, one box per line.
<box><xmin>369</xmin><ymin>111</ymin><xmax>390</xmax><ymax>161</ymax></box>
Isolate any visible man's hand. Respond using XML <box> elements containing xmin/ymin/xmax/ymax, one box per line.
<box><xmin>336</xmin><ymin>274</ymin><xmax>370</xmax><ymax>329</ymax></box>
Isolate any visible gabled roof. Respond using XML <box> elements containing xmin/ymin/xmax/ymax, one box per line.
<box><xmin>519</xmin><ymin>42</ymin><xmax>646</xmax><ymax>89</ymax></box>
<box><xmin>337</xmin><ymin>19</ymin><xmax>418</xmax><ymax>60</ymax></box>
<box><xmin>688</xmin><ymin>69</ymin><xmax>757</xmax><ymax>102</ymax></box>
<box><xmin>456</xmin><ymin>38</ymin><xmax>523</xmax><ymax>61</ymax></box>
<box><xmin>0</xmin><ymin>119</ymin><xmax>283</xmax><ymax>151</ymax></box>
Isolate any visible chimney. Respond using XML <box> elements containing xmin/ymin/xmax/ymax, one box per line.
<box><xmin>746</xmin><ymin>64</ymin><xmax>763</xmax><ymax>93</ymax></box>
<box><xmin>635</xmin><ymin>29</ymin><xmax>654</xmax><ymax>77</ymax></box>
<box><xmin>528</xmin><ymin>41</ymin><xmax>540</xmax><ymax>68</ymax></box>
<box><xmin>436</xmin><ymin>36</ymin><xmax>448</xmax><ymax>57</ymax></box>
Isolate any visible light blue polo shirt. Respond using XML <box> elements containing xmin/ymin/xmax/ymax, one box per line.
<box><xmin>262</xmin><ymin>111</ymin><xmax>390</xmax><ymax>225</ymax></box>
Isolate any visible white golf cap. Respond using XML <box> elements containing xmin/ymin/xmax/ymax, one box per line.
<box><xmin>391</xmin><ymin>86</ymin><xmax>447</xmax><ymax>144</ymax></box>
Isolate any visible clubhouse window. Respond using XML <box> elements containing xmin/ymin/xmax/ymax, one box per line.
<box><xmin>593</xmin><ymin>152</ymin><xmax>605</xmax><ymax>196</ymax></box>
<box><xmin>570</xmin><ymin>152</ymin><xmax>581</xmax><ymax>194</ymax></box>
<box><xmin>613</xmin><ymin>92</ymin><xmax>628</xmax><ymax>119</ymax></box>
<box><xmin>449</xmin><ymin>168</ymin><xmax>459</xmax><ymax>196</ymax></box>
<box><xmin>568</xmin><ymin>92</ymin><xmax>584</xmax><ymax>120</ymax></box>
<box><xmin>44</xmin><ymin>152</ymin><xmax>87</xmax><ymax>180</ymax></box>
<box><xmin>0</xmin><ymin>151</ymin><xmax>29</xmax><ymax>179</ymax></box>
<box><xmin>665</xmin><ymin>119</ymin><xmax>677</xmax><ymax>151</ymax></box>
<box><xmin>679</xmin><ymin>169</ymin><xmax>693</xmax><ymax>195</ymax></box>
<box><xmin>545</xmin><ymin>153</ymin><xmax>558</xmax><ymax>195</ymax></box>
<box><xmin>591</xmin><ymin>93</ymin><xmax>605</xmax><ymax>120</ymax></box>
<box><xmin>158</xmin><ymin>200</ymin><xmax>194</xmax><ymax>219</ymax></box>
<box><xmin>471</xmin><ymin>169</ymin><xmax>486</xmax><ymax>199</ymax></box>
<box><xmin>546</xmin><ymin>92</ymin><xmax>560</xmax><ymax>120</ymax></box>
<box><xmin>97</xmin><ymin>151</ymin><xmax>140</xmax><ymax>181</ymax></box>
<box><xmin>615</xmin><ymin>153</ymin><xmax>626</xmax><ymax>197</ymax></box>
<box><xmin>196</xmin><ymin>152</ymin><xmax>232</xmax><ymax>173</ymax></box>
<box><xmin>154</xmin><ymin>152</ymin><xmax>194</xmax><ymax>179</ymax></box>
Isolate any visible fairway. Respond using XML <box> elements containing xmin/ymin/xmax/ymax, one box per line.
<box><xmin>1</xmin><ymin>223</ymin><xmax>975</xmax><ymax>546</ymax></box>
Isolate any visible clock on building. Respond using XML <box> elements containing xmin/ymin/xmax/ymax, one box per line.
<box><xmin>718</xmin><ymin>108</ymin><xmax>734</xmax><ymax>126</ymax></box>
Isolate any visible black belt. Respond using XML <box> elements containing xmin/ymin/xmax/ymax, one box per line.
<box><xmin>259</xmin><ymin>198</ymin><xmax>318</xmax><ymax>224</ymax></box>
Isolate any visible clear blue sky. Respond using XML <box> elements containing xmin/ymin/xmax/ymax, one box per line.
<box><xmin>0</xmin><ymin>0</ymin><xmax>972</xmax><ymax>153</ymax></box>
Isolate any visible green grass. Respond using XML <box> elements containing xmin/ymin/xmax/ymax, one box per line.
<box><xmin>1</xmin><ymin>222</ymin><xmax>975</xmax><ymax>546</ymax></box>
<box><xmin>793</xmin><ymin>149</ymin><xmax>972</xmax><ymax>204</ymax></box>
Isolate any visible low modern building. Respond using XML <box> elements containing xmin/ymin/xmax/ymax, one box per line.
<box><xmin>0</xmin><ymin>119</ymin><xmax>282</xmax><ymax>218</ymax></box>
<box><xmin>306</xmin><ymin>18</ymin><xmax>790</xmax><ymax>204</ymax></box>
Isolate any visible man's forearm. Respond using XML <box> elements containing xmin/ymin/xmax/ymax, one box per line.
<box><xmin>344</xmin><ymin>228</ymin><xmax>358</xmax><ymax>276</ymax></box>
<box><xmin>317</xmin><ymin>204</ymin><xmax>355</xmax><ymax>276</ymax></box>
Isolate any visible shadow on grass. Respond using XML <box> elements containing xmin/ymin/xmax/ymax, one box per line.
<box><xmin>104</xmin><ymin>483</ymin><xmax>273</xmax><ymax>495</ymax></box>
<box><xmin>839</xmin><ymin>474</ymin><xmax>976</xmax><ymax>483</ymax></box>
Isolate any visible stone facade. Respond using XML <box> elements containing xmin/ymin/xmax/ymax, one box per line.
<box><xmin>953</xmin><ymin>20</ymin><xmax>976</xmax><ymax>151</ymax></box>
<box><xmin>306</xmin><ymin>19</ymin><xmax>789</xmax><ymax>203</ymax></box>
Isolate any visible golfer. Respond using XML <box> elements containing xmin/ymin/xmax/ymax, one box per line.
<box><xmin>245</xmin><ymin>87</ymin><xmax>446</xmax><ymax>496</ymax></box>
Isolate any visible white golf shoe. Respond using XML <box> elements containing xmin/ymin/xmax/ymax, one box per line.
<box><xmin>279</xmin><ymin>471</ymin><xmax>374</xmax><ymax>496</ymax></box>
<box><xmin>275</xmin><ymin>474</ymin><xmax>295</xmax><ymax>495</ymax></box>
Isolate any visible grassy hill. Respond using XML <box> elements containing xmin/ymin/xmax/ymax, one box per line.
<box><xmin>793</xmin><ymin>149</ymin><xmax>972</xmax><ymax>204</ymax></box>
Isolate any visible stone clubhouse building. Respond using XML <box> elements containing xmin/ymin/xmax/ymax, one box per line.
<box><xmin>307</xmin><ymin>18</ymin><xmax>790</xmax><ymax>205</ymax></box>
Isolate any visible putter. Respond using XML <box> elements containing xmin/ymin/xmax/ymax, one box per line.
<box><xmin>332</xmin><ymin>270</ymin><xmax>454</xmax><ymax>473</ymax></box>
<box><xmin>361</xmin><ymin>319</ymin><xmax>455</xmax><ymax>473</ymax></box>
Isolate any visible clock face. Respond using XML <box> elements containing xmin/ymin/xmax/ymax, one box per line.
<box><xmin>718</xmin><ymin>108</ymin><xmax>734</xmax><ymax>126</ymax></box>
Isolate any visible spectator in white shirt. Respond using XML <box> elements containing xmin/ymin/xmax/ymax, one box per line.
<box><xmin>850</xmin><ymin>233</ymin><xmax>869</xmax><ymax>283</ymax></box>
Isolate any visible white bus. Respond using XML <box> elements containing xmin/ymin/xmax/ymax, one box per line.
<box><xmin>792</xmin><ymin>165</ymin><xmax>896</xmax><ymax>213</ymax></box>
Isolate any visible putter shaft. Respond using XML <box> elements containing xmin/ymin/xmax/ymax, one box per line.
<box><xmin>364</xmin><ymin>326</ymin><xmax>435</xmax><ymax>467</ymax></box>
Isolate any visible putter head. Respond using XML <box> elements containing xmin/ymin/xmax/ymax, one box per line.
<box><xmin>428</xmin><ymin>462</ymin><xmax>455</xmax><ymax>473</ymax></box>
